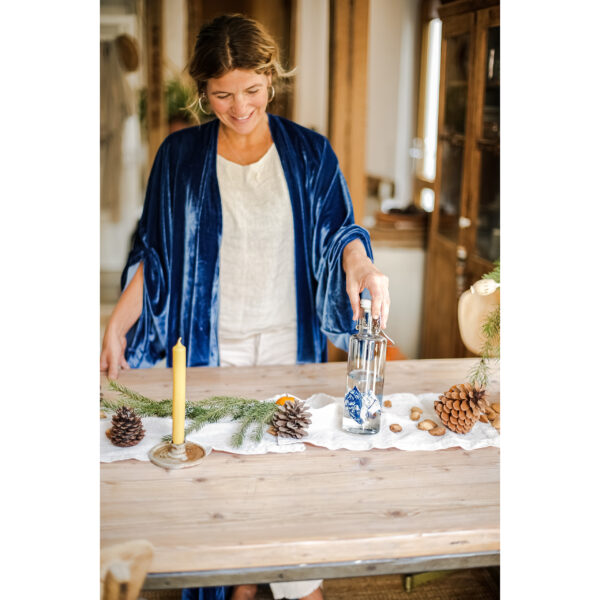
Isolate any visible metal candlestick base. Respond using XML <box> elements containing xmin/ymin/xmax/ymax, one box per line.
<box><xmin>148</xmin><ymin>441</ymin><xmax>206</xmax><ymax>470</ymax></box>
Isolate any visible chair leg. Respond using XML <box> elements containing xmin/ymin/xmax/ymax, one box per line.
<box><xmin>404</xmin><ymin>570</ymin><xmax>455</xmax><ymax>593</ymax></box>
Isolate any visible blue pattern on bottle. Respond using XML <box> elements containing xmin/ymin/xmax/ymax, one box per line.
<box><xmin>345</xmin><ymin>386</ymin><xmax>364</xmax><ymax>424</ymax></box>
<box><xmin>344</xmin><ymin>387</ymin><xmax>380</xmax><ymax>425</ymax></box>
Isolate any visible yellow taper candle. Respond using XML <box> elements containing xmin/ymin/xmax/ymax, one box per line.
<box><xmin>172</xmin><ymin>337</ymin><xmax>186</xmax><ymax>445</ymax></box>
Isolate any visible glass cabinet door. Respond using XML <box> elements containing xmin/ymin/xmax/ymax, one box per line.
<box><xmin>438</xmin><ymin>29</ymin><xmax>471</xmax><ymax>243</ymax></box>
<box><xmin>475</xmin><ymin>24</ymin><xmax>500</xmax><ymax>262</ymax></box>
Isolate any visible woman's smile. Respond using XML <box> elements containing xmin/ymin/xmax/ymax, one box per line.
<box><xmin>206</xmin><ymin>69</ymin><xmax>271</xmax><ymax>137</ymax></box>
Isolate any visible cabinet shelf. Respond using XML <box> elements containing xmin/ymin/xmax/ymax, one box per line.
<box><xmin>439</xmin><ymin>132</ymin><xmax>466</xmax><ymax>146</ymax></box>
<box><xmin>477</xmin><ymin>138</ymin><xmax>500</xmax><ymax>152</ymax></box>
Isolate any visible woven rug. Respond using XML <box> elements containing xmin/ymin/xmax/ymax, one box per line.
<box><xmin>321</xmin><ymin>569</ymin><xmax>499</xmax><ymax>600</ymax></box>
<box><xmin>141</xmin><ymin>568</ymin><xmax>499</xmax><ymax>600</ymax></box>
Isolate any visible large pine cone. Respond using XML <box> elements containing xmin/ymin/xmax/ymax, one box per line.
<box><xmin>272</xmin><ymin>399</ymin><xmax>312</xmax><ymax>439</ymax></box>
<box><xmin>107</xmin><ymin>406</ymin><xmax>145</xmax><ymax>447</ymax></box>
<box><xmin>434</xmin><ymin>383</ymin><xmax>488</xmax><ymax>434</ymax></box>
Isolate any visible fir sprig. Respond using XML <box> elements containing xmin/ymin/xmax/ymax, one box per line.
<box><xmin>102</xmin><ymin>380</ymin><xmax>279</xmax><ymax>448</ymax></box>
<box><xmin>468</xmin><ymin>266</ymin><xmax>500</xmax><ymax>388</ymax></box>
<box><xmin>482</xmin><ymin>260</ymin><xmax>500</xmax><ymax>283</ymax></box>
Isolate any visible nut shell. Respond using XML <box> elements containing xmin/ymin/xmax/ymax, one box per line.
<box><xmin>429</xmin><ymin>426</ymin><xmax>446</xmax><ymax>436</ymax></box>
<box><xmin>417</xmin><ymin>419</ymin><xmax>437</xmax><ymax>431</ymax></box>
<box><xmin>389</xmin><ymin>424</ymin><xmax>403</xmax><ymax>433</ymax></box>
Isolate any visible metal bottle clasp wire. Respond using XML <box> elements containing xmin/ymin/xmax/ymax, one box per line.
<box><xmin>357</xmin><ymin>315</ymin><xmax>395</xmax><ymax>346</ymax></box>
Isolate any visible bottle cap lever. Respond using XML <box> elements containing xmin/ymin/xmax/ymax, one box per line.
<box><xmin>372</xmin><ymin>316</ymin><xmax>395</xmax><ymax>346</ymax></box>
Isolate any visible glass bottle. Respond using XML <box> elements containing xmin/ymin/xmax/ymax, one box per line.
<box><xmin>342</xmin><ymin>299</ymin><xmax>387</xmax><ymax>434</ymax></box>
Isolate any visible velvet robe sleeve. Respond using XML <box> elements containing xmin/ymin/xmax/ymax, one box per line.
<box><xmin>121</xmin><ymin>141</ymin><xmax>174</xmax><ymax>368</ymax></box>
<box><xmin>310</xmin><ymin>137</ymin><xmax>373</xmax><ymax>352</ymax></box>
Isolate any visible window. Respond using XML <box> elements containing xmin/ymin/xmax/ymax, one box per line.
<box><xmin>414</xmin><ymin>17</ymin><xmax>441</xmax><ymax>212</ymax></box>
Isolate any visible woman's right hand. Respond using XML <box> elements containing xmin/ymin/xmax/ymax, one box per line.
<box><xmin>100</xmin><ymin>263</ymin><xmax>144</xmax><ymax>379</ymax></box>
<box><xmin>100</xmin><ymin>325</ymin><xmax>130</xmax><ymax>380</ymax></box>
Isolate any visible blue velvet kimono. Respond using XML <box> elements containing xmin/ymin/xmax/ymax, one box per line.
<box><xmin>122</xmin><ymin>113</ymin><xmax>373</xmax><ymax>367</ymax></box>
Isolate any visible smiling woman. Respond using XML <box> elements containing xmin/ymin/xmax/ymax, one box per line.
<box><xmin>208</xmin><ymin>70</ymin><xmax>274</xmax><ymax>165</ymax></box>
<box><xmin>189</xmin><ymin>14</ymin><xmax>293</xmax><ymax>166</ymax></box>
<box><xmin>100</xmin><ymin>16</ymin><xmax>391</xmax><ymax>596</ymax></box>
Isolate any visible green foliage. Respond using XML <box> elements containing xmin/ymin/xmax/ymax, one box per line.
<box><xmin>468</xmin><ymin>263</ymin><xmax>500</xmax><ymax>388</ymax></box>
<box><xmin>482</xmin><ymin>260</ymin><xmax>500</xmax><ymax>284</ymax></box>
<box><xmin>138</xmin><ymin>77</ymin><xmax>210</xmax><ymax>131</ymax></box>
<box><xmin>164</xmin><ymin>78</ymin><xmax>199</xmax><ymax>124</ymax></box>
<box><xmin>102</xmin><ymin>380</ymin><xmax>279</xmax><ymax>448</ymax></box>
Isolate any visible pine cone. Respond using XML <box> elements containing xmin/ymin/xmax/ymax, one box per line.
<box><xmin>107</xmin><ymin>406</ymin><xmax>145</xmax><ymax>447</ymax></box>
<box><xmin>434</xmin><ymin>383</ymin><xmax>488</xmax><ymax>434</ymax></box>
<box><xmin>272</xmin><ymin>399</ymin><xmax>312</xmax><ymax>439</ymax></box>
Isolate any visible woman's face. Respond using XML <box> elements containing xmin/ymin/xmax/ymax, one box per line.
<box><xmin>206</xmin><ymin>69</ymin><xmax>271</xmax><ymax>136</ymax></box>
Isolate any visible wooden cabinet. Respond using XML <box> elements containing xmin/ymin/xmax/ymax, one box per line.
<box><xmin>421</xmin><ymin>0</ymin><xmax>499</xmax><ymax>358</ymax></box>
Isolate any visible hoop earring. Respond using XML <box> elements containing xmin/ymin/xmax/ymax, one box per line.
<box><xmin>268</xmin><ymin>85</ymin><xmax>275</xmax><ymax>103</ymax></box>
<box><xmin>198</xmin><ymin>94</ymin><xmax>212</xmax><ymax>115</ymax></box>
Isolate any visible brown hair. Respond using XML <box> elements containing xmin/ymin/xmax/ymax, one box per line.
<box><xmin>188</xmin><ymin>14</ymin><xmax>294</xmax><ymax>95</ymax></box>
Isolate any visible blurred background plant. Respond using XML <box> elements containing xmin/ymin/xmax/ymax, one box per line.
<box><xmin>138</xmin><ymin>75</ymin><xmax>213</xmax><ymax>135</ymax></box>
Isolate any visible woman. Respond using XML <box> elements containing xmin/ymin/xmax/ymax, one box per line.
<box><xmin>100</xmin><ymin>14</ymin><xmax>390</xmax><ymax>600</ymax></box>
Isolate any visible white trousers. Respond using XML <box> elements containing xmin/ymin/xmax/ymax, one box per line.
<box><xmin>219</xmin><ymin>326</ymin><xmax>322</xmax><ymax>599</ymax></box>
<box><xmin>269</xmin><ymin>580</ymin><xmax>322</xmax><ymax>599</ymax></box>
<box><xmin>219</xmin><ymin>326</ymin><xmax>297</xmax><ymax>367</ymax></box>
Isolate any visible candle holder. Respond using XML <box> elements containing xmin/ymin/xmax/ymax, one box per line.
<box><xmin>148</xmin><ymin>440</ymin><xmax>206</xmax><ymax>470</ymax></box>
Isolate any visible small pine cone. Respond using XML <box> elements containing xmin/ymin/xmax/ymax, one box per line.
<box><xmin>108</xmin><ymin>406</ymin><xmax>145</xmax><ymax>447</ymax></box>
<box><xmin>272</xmin><ymin>399</ymin><xmax>312</xmax><ymax>439</ymax></box>
<box><xmin>434</xmin><ymin>383</ymin><xmax>488</xmax><ymax>435</ymax></box>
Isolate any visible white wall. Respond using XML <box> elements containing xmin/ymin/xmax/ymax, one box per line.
<box><xmin>292</xmin><ymin>0</ymin><xmax>329</xmax><ymax>135</ymax></box>
<box><xmin>366</xmin><ymin>0</ymin><xmax>419</xmax><ymax>208</ymax></box>
<box><xmin>372</xmin><ymin>245</ymin><xmax>425</xmax><ymax>359</ymax></box>
<box><xmin>366</xmin><ymin>0</ymin><xmax>424</xmax><ymax>358</ymax></box>
<box><xmin>100</xmin><ymin>9</ymin><xmax>145</xmax><ymax>272</ymax></box>
<box><xmin>100</xmin><ymin>0</ymin><xmax>186</xmax><ymax>274</ymax></box>
<box><xmin>164</xmin><ymin>0</ymin><xmax>187</xmax><ymax>75</ymax></box>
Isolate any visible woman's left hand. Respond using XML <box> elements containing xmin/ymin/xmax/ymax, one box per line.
<box><xmin>342</xmin><ymin>239</ymin><xmax>390</xmax><ymax>328</ymax></box>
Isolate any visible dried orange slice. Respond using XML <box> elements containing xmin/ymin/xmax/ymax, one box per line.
<box><xmin>276</xmin><ymin>395</ymin><xmax>295</xmax><ymax>406</ymax></box>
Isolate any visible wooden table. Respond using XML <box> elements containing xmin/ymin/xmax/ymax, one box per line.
<box><xmin>100</xmin><ymin>359</ymin><xmax>499</xmax><ymax>590</ymax></box>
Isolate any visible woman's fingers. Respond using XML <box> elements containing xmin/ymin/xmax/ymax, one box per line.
<box><xmin>382</xmin><ymin>285</ymin><xmax>391</xmax><ymax>329</ymax></box>
<box><xmin>365</xmin><ymin>273</ymin><xmax>389</xmax><ymax>326</ymax></box>
<box><xmin>101</xmin><ymin>332</ymin><xmax>129</xmax><ymax>380</ymax></box>
<box><xmin>346</xmin><ymin>269</ymin><xmax>390</xmax><ymax>328</ymax></box>
<box><xmin>346</xmin><ymin>279</ymin><xmax>361</xmax><ymax>321</ymax></box>
<box><xmin>107</xmin><ymin>358</ymin><xmax>120</xmax><ymax>380</ymax></box>
<box><xmin>342</xmin><ymin>242</ymin><xmax>391</xmax><ymax>328</ymax></box>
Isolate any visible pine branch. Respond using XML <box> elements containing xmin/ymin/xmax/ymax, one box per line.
<box><xmin>102</xmin><ymin>380</ymin><xmax>172</xmax><ymax>417</ymax></box>
<box><xmin>102</xmin><ymin>382</ymin><xmax>279</xmax><ymax>447</ymax></box>
<box><xmin>482</xmin><ymin>260</ymin><xmax>500</xmax><ymax>283</ymax></box>
<box><xmin>468</xmin><ymin>264</ymin><xmax>500</xmax><ymax>387</ymax></box>
<box><xmin>468</xmin><ymin>358</ymin><xmax>491</xmax><ymax>388</ymax></box>
<box><xmin>232</xmin><ymin>414</ymin><xmax>255</xmax><ymax>448</ymax></box>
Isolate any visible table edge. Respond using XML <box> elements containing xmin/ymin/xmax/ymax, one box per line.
<box><xmin>142</xmin><ymin>550</ymin><xmax>501</xmax><ymax>589</ymax></box>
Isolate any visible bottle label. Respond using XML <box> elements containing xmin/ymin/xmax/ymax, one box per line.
<box><xmin>344</xmin><ymin>386</ymin><xmax>379</xmax><ymax>425</ymax></box>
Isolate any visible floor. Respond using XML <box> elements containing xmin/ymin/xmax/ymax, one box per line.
<box><xmin>141</xmin><ymin>568</ymin><xmax>500</xmax><ymax>600</ymax></box>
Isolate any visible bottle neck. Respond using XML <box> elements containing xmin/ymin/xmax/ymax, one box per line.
<box><xmin>358</xmin><ymin>307</ymin><xmax>380</xmax><ymax>335</ymax></box>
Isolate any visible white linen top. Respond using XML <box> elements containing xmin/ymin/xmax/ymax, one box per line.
<box><xmin>216</xmin><ymin>144</ymin><xmax>297</xmax><ymax>339</ymax></box>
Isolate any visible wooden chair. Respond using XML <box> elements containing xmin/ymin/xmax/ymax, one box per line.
<box><xmin>101</xmin><ymin>540</ymin><xmax>154</xmax><ymax>600</ymax></box>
